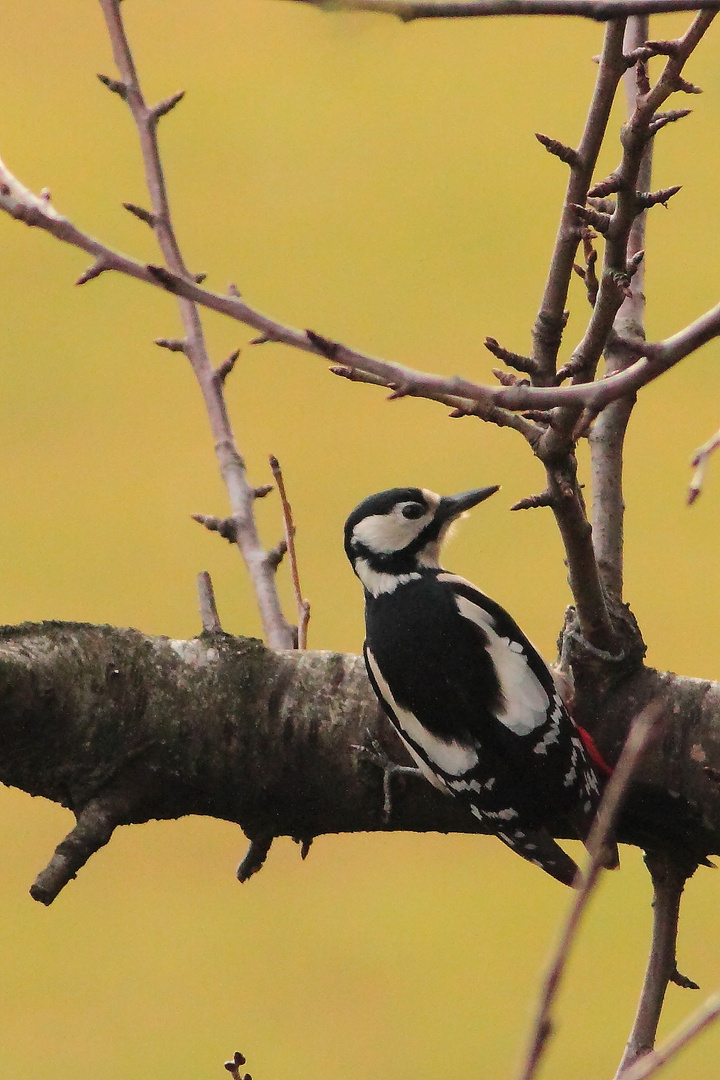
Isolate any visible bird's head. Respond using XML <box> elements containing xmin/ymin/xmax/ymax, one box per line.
<box><xmin>344</xmin><ymin>484</ymin><xmax>499</xmax><ymax>593</ymax></box>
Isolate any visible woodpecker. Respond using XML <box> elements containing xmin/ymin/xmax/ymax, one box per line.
<box><xmin>345</xmin><ymin>485</ymin><xmax>613</xmax><ymax>887</ymax></box>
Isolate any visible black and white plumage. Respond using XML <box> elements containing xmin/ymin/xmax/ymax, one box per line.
<box><xmin>344</xmin><ymin>485</ymin><xmax>612</xmax><ymax>887</ymax></box>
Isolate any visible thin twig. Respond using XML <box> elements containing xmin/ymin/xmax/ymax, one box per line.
<box><xmin>562</xmin><ymin>11</ymin><xmax>715</xmax><ymax>393</ymax></box>
<box><xmin>616</xmin><ymin>992</ymin><xmax>720</xmax><ymax>1080</ymax></box>
<box><xmin>613</xmin><ymin>851</ymin><xmax>698</xmax><ymax>1078</ymax></box>
<box><xmin>269</xmin><ymin>456</ymin><xmax>310</xmax><ymax>649</ymax></box>
<box><xmin>279</xmin><ymin>0</ymin><xmax>720</xmax><ymax>21</ymax></box>
<box><xmin>96</xmin><ymin>0</ymin><xmax>295</xmax><ymax>649</ymax></box>
<box><xmin>688</xmin><ymin>424</ymin><xmax>720</xmax><ymax>504</ymax></box>
<box><xmin>589</xmin><ymin>14</ymin><xmax>653</xmax><ymax>601</ymax></box>
<box><xmin>1</xmin><ymin>154</ymin><xmax>719</xmax><ymax>419</ymax></box>
<box><xmin>516</xmin><ymin>700</ymin><xmax>665</xmax><ymax>1080</ymax></box>
<box><xmin>531</xmin><ymin>18</ymin><xmax>628</xmax><ymax>381</ymax></box>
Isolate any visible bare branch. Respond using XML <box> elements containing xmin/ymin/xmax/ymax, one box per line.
<box><xmin>617</xmin><ymin>993</ymin><xmax>720</xmax><ymax>1080</ymax></box>
<box><xmin>269</xmin><ymin>455</ymin><xmax>311</xmax><ymax>650</ymax></box>
<box><xmin>484</xmin><ymin>336</ymin><xmax>538</xmax><ymax>375</ymax></box>
<box><xmin>535</xmin><ymin>132</ymin><xmax>579</xmax><ymax>167</ymax></box>
<box><xmin>215</xmin><ymin>348</ymin><xmax>241</xmax><ymax>384</ymax></box>
<box><xmin>122</xmin><ymin>200</ymin><xmax>156</xmax><ymax>226</ymax></box>
<box><xmin>517</xmin><ymin>700</ymin><xmax>666</xmax><ymax>1080</ymax></box>
<box><xmin>96</xmin><ymin>0</ymin><xmax>295</xmax><ymax>649</ymax></box>
<box><xmin>589</xmin><ymin>14</ymin><xmax>652</xmax><ymax>602</ymax></box>
<box><xmin>613</xmin><ymin>851</ymin><xmax>698</xmax><ymax>1078</ymax></box>
<box><xmin>150</xmin><ymin>89</ymin><xmax>186</xmax><ymax>122</ymax></box>
<box><xmin>688</xmin><ymin>425</ymin><xmax>720</xmax><ymax>504</ymax></box>
<box><xmin>154</xmin><ymin>336</ymin><xmax>187</xmax><ymax>353</ymax></box>
<box><xmin>510</xmin><ymin>490</ymin><xmax>554</xmax><ymax>511</ymax></box>
<box><xmin>30</xmin><ymin>793</ymin><xmax>135</xmax><ymax>906</ymax></box>
<box><xmin>532</xmin><ymin>19</ymin><xmax>628</xmax><ymax>381</ymax></box>
<box><xmin>2</xmin><ymin>151</ymin><xmax>718</xmax><ymax>421</ymax></box>
<box><xmin>192</xmin><ymin>513</ymin><xmax>238</xmax><ymax>543</ymax></box>
<box><xmin>278</xmin><ymin>0</ymin><xmax>720</xmax><ymax>21</ymax></box>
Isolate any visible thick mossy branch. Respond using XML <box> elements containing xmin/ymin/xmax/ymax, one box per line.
<box><xmin>0</xmin><ymin>622</ymin><xmax>719</xmax><ymax>902</ymax></box>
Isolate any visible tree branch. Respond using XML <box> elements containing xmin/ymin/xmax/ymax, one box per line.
<box><xmin>97</xmin><ymin>0</ymin><xmax>296</xmax><ymax>649</ymax></box>
<box><xmin>531</xmin><ymin>18</ymin><xmax>628</xmax><ymax>382</ymax></box>
<box><xmin>1</xmin><ymin>153</ymin><xmax>718</xmax><ymax>422</ymax></box>
<box><xmin>613</xmin><ymin>851</ymin><xmax>698</xmax><ymax>1078</ymax></box>
<box><xmin>589</xmin><ymin>15</ymin><xmax>652</xmax><ymax>600</ymax></box>
<box><xmin>616</xmin><ymin>992</ymin><xmax>720</xmax><ymax>1080</ymax></box>
<box><xmin>1</xmin><ymin>623</ymin><xmax>719</xmax><ymax>906</ymax></box>
<box><xmin>517</xmin><ymin>701</ymin><xmax>665</xmax><ymax>1080</ymax></box>
<box><xmin>277</xmin><ymin>0</ymin><xmax>720</xmax><ymax>22</ymax></box>
<box><xmin>688</xmin><ymin>424</ymin><xmax>720</xmax><ymax>503</ymax></box>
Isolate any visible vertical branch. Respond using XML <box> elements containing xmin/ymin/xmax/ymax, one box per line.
<box><xmin>532</xmin><ymin>18</ymin><xmax>628</xmax><ymax>382</ymax></box>
<box><xmin>531</xmin><ymin>20</ymin><xmax>628</xmax><ymax>652</ymax></box>
<box><xmin>613</xmin><ymin>851</ymin><xmax>698</xmax><ymax>1078</ymax></box>
<box><xmin>269</xmin><ymin>456</ymin><xmax>311</xmax><ymax>649</ymax></box>
<box><xmin>590</xmin><ymin>16</ymin><xmax>651</xmax><ymax>600</ymax></box>
<box><xmin>98</xmin><ymin>0</ymin><xmax>295</xmax><ymax>649</ymax></box>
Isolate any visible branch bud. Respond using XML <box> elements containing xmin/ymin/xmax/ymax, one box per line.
<box><xmin>97</xmin><ymin>73</ymin><xmax>128</xmax><ymax>99</ymax></box>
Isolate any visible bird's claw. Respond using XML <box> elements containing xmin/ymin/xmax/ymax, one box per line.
<box><xmin>352</xmin><ymin>730</ymin><xmax>423</xmax><ymax>822</ymax></box>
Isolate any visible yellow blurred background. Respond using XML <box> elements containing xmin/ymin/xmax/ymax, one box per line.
<box><xmin>1</xmin><ymin>3</ymin><xmax>719</xmax><ymax>1078</ymax></box>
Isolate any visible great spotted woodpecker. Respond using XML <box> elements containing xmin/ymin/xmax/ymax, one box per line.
<box><xmin>344</xmin><ymin>485</ymin><xmax>614</xmax><ymax>887</ymax></box>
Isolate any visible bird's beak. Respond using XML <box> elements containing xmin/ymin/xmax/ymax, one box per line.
<box><xmin>436</xmin><ymin>485</ymin><xmax>500</xmax><ymax>523</ymax></box>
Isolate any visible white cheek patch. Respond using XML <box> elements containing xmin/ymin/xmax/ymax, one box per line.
<box><xmin>353</xmin><ymin>510</ymin><xmax>429</xmax><ymax>554</ymax></box>
<box><xmin>452</xmin><ymin>593</ymin><xmax>550</xmax><ymax>736</ymax></box>
<box><xmin>366</xmin><ymin>647</ymin><xmax>479</xmax><ymax>779</ymax></box>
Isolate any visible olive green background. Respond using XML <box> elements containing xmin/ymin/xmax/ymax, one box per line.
<box><xmin>1</xmin><ymin>3</ymin><xmax>719</xmax><ymax>1078</ymax></box>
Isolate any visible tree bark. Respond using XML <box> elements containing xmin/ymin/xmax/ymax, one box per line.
<box><xmin>1</xmin><ymin>621</ymin><xmax>718</xmax><ymax>902</ymax></box>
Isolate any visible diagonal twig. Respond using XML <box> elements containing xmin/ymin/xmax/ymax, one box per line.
<box><xmin>516</xmin><ymin>700</ymin><xmax>666</xmax><ymax>1080</ymax></box>
<box><xmin>1</xmin><ymin>151</ymin><xmax>719</xmax><ymax>423</ymax></box>
<box><xmin>278</xmin><ymin>0</ymin><xmax>720</xmax><ymax>22</ymax></box>
<box><xmin>615</xmin><ymin>992</ymin><xmax>720</xmax><ymax>1080</ymax></box>
<box><xmin>687</xmin><ymin>424</ymin><xmax>720</xmax><ymax>504</ymax></box>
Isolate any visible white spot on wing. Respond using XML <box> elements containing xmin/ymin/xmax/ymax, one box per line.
<box><xmin>449</xmin><ymin>778</ymin><xmax>485</xmax><ymax>794</ymax></box>
<box><xmin>452</xmin><ymin>593</ymin><xmax>550</xmax><ymax>736</ymax></box>
<box><xmin>365</xmin><ymin>646</ymin><xmax>479</xmax><ymax>780</ymax></box>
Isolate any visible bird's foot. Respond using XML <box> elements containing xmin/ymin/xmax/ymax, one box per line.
<box><xmin>352</xmin><ymin>731</ymin><xmax>423</xmax><ymax>822</ymax></box>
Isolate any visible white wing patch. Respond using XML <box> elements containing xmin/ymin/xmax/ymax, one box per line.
<box><xmin>451</xmin><ymin>592</ymin><xmax>550</xmax><ymax>736</ymax></box>
<box><xmin>365</xmin><ymin>646</ymin><xmax>479</xmax><ymax>781</ymax></box>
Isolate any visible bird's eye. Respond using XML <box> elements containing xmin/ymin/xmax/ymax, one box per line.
<box><xmin>401</xmin><ymin>503</ymin><xmax>425</xmax><ymax>520</ymax></box>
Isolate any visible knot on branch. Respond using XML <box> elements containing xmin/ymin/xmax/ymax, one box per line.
<box><xmin>559</xmin><ymin>603</ymin><xmax>647</xmax><ymax>710</ymax></box>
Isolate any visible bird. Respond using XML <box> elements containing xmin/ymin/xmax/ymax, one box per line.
<box><xmin>344</xmin><ymin>484</ymin><xmax>614</xmax><ymax>887</ymax></box>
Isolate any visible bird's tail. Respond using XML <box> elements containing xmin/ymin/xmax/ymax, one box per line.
<box><xmin>491</xmin><ymin>822</ymin><xmax>580</xmax><ymax>887</ymax></box>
